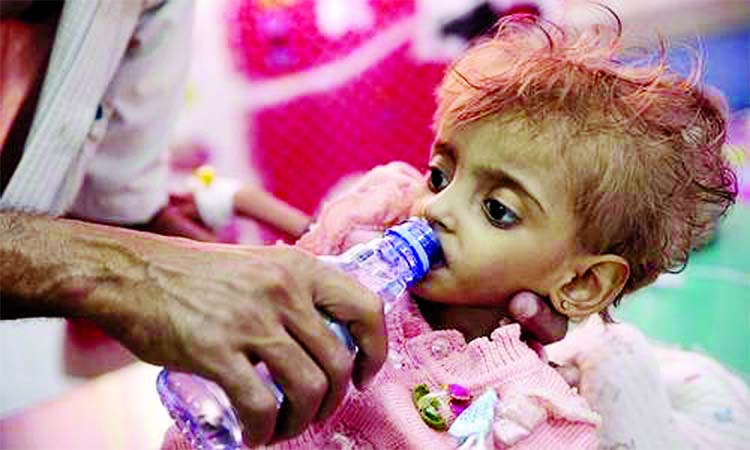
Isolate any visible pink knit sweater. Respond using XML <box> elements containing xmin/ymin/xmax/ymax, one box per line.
<box><xmin>162</xmin><ymin>162</ymin><xmax>599</xmax><ymax>449</ymax></box>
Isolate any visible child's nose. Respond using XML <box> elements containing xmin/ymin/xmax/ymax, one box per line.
<box><xmin>423</xmin><ymin>193</ymin><xmax>458</xmax><ymax>233</ymax></box>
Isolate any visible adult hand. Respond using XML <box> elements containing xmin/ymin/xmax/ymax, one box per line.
<box><xmin>507</xmin><ymin>291</ymin><xmax>568</xmax><ymax>345</ymax></box>
<box><xmin>107</xmin><ymin>242</ymin><xmax>386</xmax><ymax>446</ymax></box>
<box><xmin>505</xmin><ymin>292</ymin><xmax>584</xmax><ymax>389</ymax></box>
<box><xmin>0</xmin><ymin>214</ymin><xmax>386</xmax><ymax>447</ymax></box>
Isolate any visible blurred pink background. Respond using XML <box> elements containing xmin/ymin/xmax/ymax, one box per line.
<box><xmin>1</xmin><ymin>1</ymin><xmax>747</xmax><ymax>449</ymax></box>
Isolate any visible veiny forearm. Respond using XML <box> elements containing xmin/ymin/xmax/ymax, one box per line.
<box><xmin>1</xmin><ymin>213</ymin><xmax>389</xmax><ymax>443</ymax></box>
<box><xmin>0</xmin><ymin>212</ymin><xmax>167</xmax><ymax>325</ymax></box>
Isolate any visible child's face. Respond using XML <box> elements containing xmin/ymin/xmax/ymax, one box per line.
<box><xmin>409</xmin><ymin>117</ymin><xmax>582</xmax><ymax>308</ymax></box>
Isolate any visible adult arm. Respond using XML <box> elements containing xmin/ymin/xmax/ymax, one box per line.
<box><xmin>0</xmin><ymin>212</ymin><xmax>387</xmax><ymax>446</ymax></box>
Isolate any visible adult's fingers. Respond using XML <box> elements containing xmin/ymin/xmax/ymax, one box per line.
<box><xmin>508</xmin><ymin>291</ymin><xmax>568</xmax><ymax>345</ymax></box>
<box><xmin>215</xmin><ymin>354</ymin><xmax>279</xmax><ymax>447</ymax></box>
<box><xmin>311</xmin><ymin>265</ymin><xmax>387</xmax><ymax>390</ymax></box>
<box><xmin>282</xmin><ymin>304</ymin><xmax>354</xmax><ymax>424</ymax></box>
<box><xmin>349</xmin><ymin>314</ymin><xmax>387</xmax><ymax>390</ymax></box>
<box><xmin>253</xmin><ymin>330</ymin><xmax>329</xmax><ymax>441</ymax></box>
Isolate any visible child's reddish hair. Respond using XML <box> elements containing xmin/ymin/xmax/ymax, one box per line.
<box><xmin>435</xmin><ymin>9</ymin><xmax>737</xmax><ymax>305</ymax></box>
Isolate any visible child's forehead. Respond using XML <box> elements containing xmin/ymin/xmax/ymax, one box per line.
<box><xmin>436</xmin><ymin>114</ymin><xmax>565</xmax><ymax>170</ymax></box>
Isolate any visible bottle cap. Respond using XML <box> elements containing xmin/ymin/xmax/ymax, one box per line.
<box><xmin>385</xmin><ymin>218</ymin><xmax>443</xmax><ymax>280</ymax></box>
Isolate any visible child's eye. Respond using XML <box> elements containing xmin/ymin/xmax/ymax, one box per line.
<box><xmin>428</xmin><ymin>167</ymin><xmax>450</xmax><ymax>192</ymax></box>
<box><xmin>483</xmin><ymin>198</ymin><xmax>520</xmax><ymax>228</ymax></box>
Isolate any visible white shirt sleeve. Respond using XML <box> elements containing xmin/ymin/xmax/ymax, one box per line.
<box><xmin>70</xmin><ymin>0</ymin><xmax>194</xmax><ymax>224</ymax></box>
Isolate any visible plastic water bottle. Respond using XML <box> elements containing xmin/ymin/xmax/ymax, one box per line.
<box><xmin>156</xmin><ymin>218</ymin><xmax>442</xmax><ymax>450</ymax></box>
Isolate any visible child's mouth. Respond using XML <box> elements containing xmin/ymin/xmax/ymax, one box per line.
<box><xmin>435</xmin><ymin>244</ymin><xmax>450</xmax><ymax>270</ymax></box>
<box><xmin>431</xmin><ymin>260</ymin><xmax>447</xmax><ymax>270</ymax></box>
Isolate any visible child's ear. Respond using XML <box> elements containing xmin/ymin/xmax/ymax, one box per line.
<box><xmin>549</xmin><ymin>255</ymin><xmax>630</xmax><ymax>319</ymax></box>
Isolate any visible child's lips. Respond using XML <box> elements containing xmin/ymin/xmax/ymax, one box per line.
<box><xmin>433</xmin><ymin>232</ymin><xmax>449</xmax><ymax>269</ymax></box>
<box><xmin>431</xmin><ymin>250</ymin><xmax>449</xmax><ymax>270</ymax></box>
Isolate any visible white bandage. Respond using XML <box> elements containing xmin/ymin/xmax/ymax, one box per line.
<box><xmin>190</xmin><ymin>177</ymin><xmax>242</xmax><ymax>231</ymax></box>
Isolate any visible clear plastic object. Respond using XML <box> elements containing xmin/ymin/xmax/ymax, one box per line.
<box><xmin>157</xmin><ymin>218</ymin><xmax>443</xmax><ymax>450</ymax></box>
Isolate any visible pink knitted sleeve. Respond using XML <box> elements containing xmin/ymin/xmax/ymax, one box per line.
<box><xmin>461</xmin><ymin>329</ymin><xmax>600</xmax><ymax>449</ymax></box>
<box><xmin>491</xmin><ymin>374</ymin><xmax>601</xmax><ymax>449</ymax></box>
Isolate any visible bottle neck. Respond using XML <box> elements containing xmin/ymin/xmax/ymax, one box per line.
<box><xmin>382</xmin><ymin>218</ymin><xmax>442</xmax><ymax>284</ymax></box>
<box><xmin>381</xmin><ymin>234</ymin><xmax>427</xmax><ymax>287</ymax></box>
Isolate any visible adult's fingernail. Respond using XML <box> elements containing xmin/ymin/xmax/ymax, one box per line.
<box><xmin>511</xmin><ymin>293</ymin><xmax>539</xmax><ymax>320</ymax></box>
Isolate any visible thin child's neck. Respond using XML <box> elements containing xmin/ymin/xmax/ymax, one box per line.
<box><xmin>413</xmin><ymin>295</ymin><xmax>512</xmax><ymax>342</ymax></box>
